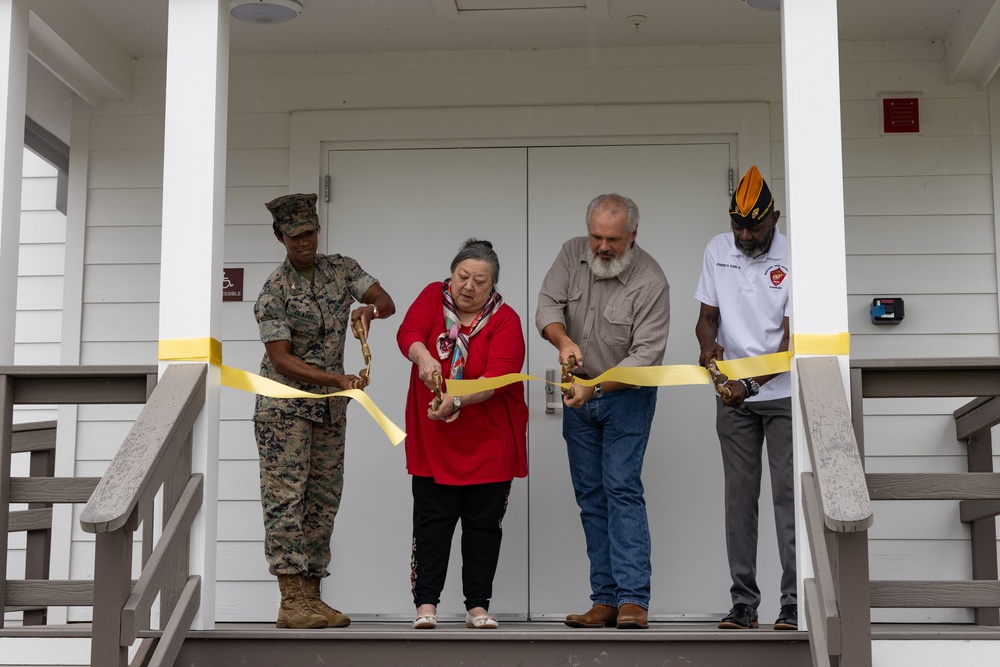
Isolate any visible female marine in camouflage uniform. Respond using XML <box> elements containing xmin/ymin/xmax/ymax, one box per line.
<box><xmin>254</xmin><ymin>193</ymin><xmax>395</xmax><ymax>629</ymax></box>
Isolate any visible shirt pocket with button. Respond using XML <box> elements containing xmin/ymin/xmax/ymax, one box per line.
<box><xmin>602</xmin><ymin>302</ymin><xmax>634</xmax><ymax>352</ymax></box>
<box><xmin>564</xmin><ymin>286</ymin><xmax>584</xmax><ymax>323</ymax></box>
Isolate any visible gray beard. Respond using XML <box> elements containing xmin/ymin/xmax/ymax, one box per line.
<box><xmin>736</xmin><ymin>229</ymin><xmax>774</xmax><ymax>259</ymax></box>
<box><xmin>589</xmin><ymin>244</ymin><xmax>632</xmax><ymax>279</ymax></box>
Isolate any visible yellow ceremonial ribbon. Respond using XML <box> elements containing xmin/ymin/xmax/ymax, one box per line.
<box><xmin>446</xmin><ymin>333</ymin><xmax>849</xmax><ymax>397</ymax></box>
<box><xmin>790</xmin><ymin>331</ymin><xmax>851</xmax><ymax>356</ymax></box>
<box><xmin>158</xmin><ymin>338</ymin><xmax>406</xmax><ymax>446</ymax></box>
<box><xmin>158</xmin><ymin>332</ymin><xmax>850</xmax><ymax>440</ymax></box>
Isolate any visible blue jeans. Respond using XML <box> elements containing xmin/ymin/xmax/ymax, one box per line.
<box><xmin>563</xmin><ymin>385</ymin><xmax>657</xmax><ymax>609</ymax></box>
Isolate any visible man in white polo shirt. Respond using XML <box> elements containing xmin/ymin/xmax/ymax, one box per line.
<box><xmin>694</xmin><ymin>166</ymin><xmax>795</xmax><ymax>632</ymax></box>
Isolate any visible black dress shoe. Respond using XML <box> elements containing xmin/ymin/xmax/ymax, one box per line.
<box><xmin>718</xmin><ymin>603</ymin><xmax>759</xmax><ymax>629</ymax></box>
<box><xmin>774</xmin><ymin>604</ymin><xmax>797</xmax><ymax>630</ymax></box>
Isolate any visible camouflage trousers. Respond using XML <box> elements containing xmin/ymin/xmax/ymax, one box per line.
<box><xmin>255</xmin><ymin>412</ymin><xmax>346</xmax><ymax>577</ymax></box>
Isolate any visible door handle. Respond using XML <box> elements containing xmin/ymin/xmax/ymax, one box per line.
<box><xmin>544</xmin><ymin>368</ymin><xmax>563</xmax><ymax>414</ymax></box>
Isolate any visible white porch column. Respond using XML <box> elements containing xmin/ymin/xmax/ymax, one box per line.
<box><xmin>0</xmin><ymin>0</ymin><xmax>28</xmax><ymax>364</ymax></box>
<box><xmin>781</xmin><ymin>0</ymin><xmax>850</xmax><ymax>630</ymax></box>
<box><xmin>158</xmin><ymin>0</ymin><xmax>229</xmax><ymax>629</ymax></box>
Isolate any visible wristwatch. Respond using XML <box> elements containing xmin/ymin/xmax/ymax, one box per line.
<box><xmin>592</xmin><ymin>383</ymin><xmax>604</xmax><ymax>399</ymax></box>
<box><xmin>739</xmin><ymin>377</ymin><xmax>760</xmax><ymax>397</ymax></box>
<box><xmin>452</xmin><ymin>395</ymin><xmax>463</xmax><ymax>410</ymax></box>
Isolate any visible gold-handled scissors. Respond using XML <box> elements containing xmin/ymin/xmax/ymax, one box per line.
<box><xmin>430</xmin><ymin>372</ymin><xmax>444</xmax><ymax>410</ymax></box>
<box><xmin>350</xmin><ymin>318</ymin><xmax>372</xmax><ymax>389</ymax></box>
<box><xmin>708</xmin><ymin>358</ymin><xmax>732</xmax><ymax>398</ymax></box>
<box><xmin>560</xmin><ymin>354</ymin><xmax>577</xmax><ymax>399</ymax></box>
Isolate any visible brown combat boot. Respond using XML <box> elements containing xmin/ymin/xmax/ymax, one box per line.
<box><xmin>276</xmin><ymin>574</ymin><xmax>328</xmax><ymax>629</ymax></box>
<box><xmin>300</xmin><ymin>576</ymin><xmax>351</xmax><ymax>627</ymax></box>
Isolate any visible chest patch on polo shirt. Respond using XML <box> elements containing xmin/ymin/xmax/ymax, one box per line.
<box><xmin>768</xmin><ymin>265</ymin><xmax>788</xmax><ymax>287</ymax></box>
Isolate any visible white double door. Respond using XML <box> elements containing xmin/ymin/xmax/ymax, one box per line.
<box><xmin>325</xmin><ymin>142</ymin><xmax>783</xmax><ymax>620</ymax></box>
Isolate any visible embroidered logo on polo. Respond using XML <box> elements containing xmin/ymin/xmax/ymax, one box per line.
<box><xmin>768</xmin><ymin>265</ymin><xmax>788</xmax><ymax>287</ymax></box>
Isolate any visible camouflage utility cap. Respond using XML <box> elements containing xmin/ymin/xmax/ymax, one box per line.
<box><xmin>267</xmin><ymin>193</ymin><xmax>320</xmax><ymax>237</ymax></box>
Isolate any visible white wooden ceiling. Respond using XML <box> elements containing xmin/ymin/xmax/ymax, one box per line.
<box><xmin>56</xmin><ymin>0</ymin><xmax>973</xmax><ymax>57</ymax></box>
<box><xmin>21</xmin><ymin>0</ymin><xmax>1000</xmax><ymax>112</ymax></box>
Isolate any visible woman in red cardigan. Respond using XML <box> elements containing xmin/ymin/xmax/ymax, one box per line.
<box><xmin>396</xmin><ymin>238</ymin><xmax>528</xmax><ymax>630</ymax></box>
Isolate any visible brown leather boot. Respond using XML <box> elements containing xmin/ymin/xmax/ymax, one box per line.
<box><xmin>300</xmin><ymin>576</ymin><xmax>351</xmax><ymax>627</ymax></box>
<box><xmin>564</xmin><ymin>604</ymin><xmax>618</xmax><ymax>628</ymax></box>
<box><xmin>276</xmin><ymin>574</ymin><xmax>328</xmax><ymax>629</ymax></box>
<box><xmin>616</xmin><ymin>603</ymin><xmax>648</xmax><ymax>629</ymax></box>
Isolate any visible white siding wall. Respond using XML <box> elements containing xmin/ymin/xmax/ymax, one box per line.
<box><xmin>70</xmin><ymin>40</ymin><xmax>998</xmax><ymax>623</ymax></box>
<box><xmin>835</xmin><ymin>44</ymin><xmax>999</xmax><ymax>623</ymax></box>
<box><xmin>6</xmin><ymin>149</ymin><xmax>65</xmax><ymax>626</ymax></box>
<box><xmin>15</xmin><ymin>149</ymin><xmax>64</xmax><ymax>382</ymax></box>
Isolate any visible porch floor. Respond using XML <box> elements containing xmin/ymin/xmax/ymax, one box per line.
<box><xmin>188</xmin><ymin>618</ymin><xmax>802</xmax><ymax>638</ymax></box>
<box><xmin>4</xmin><ymin>621</ymin><xmax>999</xmax><ymax>667</ymax></box>
<box><xmin>4</xmin><ymin>619</ymin><xmax>999</xmax><ymax>639</ymax></box>
<box><xmin>175</xmin><ymin>620</ymin><xmax>814</xmax><ymax>667</ymax></box>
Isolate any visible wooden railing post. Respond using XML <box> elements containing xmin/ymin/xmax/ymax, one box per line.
<box><xmin>967</xmin><ymin>428</ymin><xmax>1000</xmax><ymax>626</ymax></box>
<box><xmin>160</xmin><ymin>434</ymin><xmax>193</xmax><ymax>624</ymax></box>
<box><xmin>835</xmin><ymin>531</ymin><xmax>872</xmax><ymax>667</ymax></box>
<box><xmin>23</xmin><ymin>444</ymin><xmax>54</xmax><ymax>625</ymax></box>
<box><xmin>90</xmin><ymin>525</ymin><xmax>133</xmax><ymax>667</ymax></box>
<box><xmin>849</xmin><ymin>367</ymin><xmax>865</xmax><ymax>461</ymax></box>
<box><xmin>0</xmin><ymin>374</ymin><xmax>13</xmax><ymax>630</ymax></box>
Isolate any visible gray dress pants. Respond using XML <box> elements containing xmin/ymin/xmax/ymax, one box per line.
<box><xmin>716</xmin><ymin>396</ymin><xmax>796</xmax><ymax>608</ymax></box>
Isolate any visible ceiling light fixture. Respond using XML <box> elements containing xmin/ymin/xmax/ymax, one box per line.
<box><xmin>745</xmin><ymin>0</ymin><xmax>780</xmax><ymax>11</ymax></box>
<box><xmin>230</xmin><ymin>0</ymin><xmax>303</xmax><ymax>25</ymax></box>
<box><xmin>628</xmin><ymin>15</ymin><xmax>647</xmax><ymax>33</ymax></box>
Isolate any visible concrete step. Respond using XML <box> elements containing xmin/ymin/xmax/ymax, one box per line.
<box><xmin>173</xmin><ymin>621</ymin><xmax>812</xmax><ymax>667</ymax></box>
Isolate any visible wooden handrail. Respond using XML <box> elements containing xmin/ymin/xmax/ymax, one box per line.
<box><xmin>80</xmin><ymin>364</ymin><xmax>206</xmax><ymax>534</ymax></box>
<box><xmin>79</xmin><ymin>363</ymin><xmax>206</xmax><ymax>667</ymax></box>
<box><xmin>797</xmin><ymin>356</ymin><xmax>874</xmax><ymax>667</ymax></box>
<box><xmin>798</xmin><ymin>357</ymin><xmax>873</xmax><ymax>532</ymax></box>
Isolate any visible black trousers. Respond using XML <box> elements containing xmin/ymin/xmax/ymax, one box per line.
<box><xmin>410</xmin><ymin>475</ymin><xmax>511</xmax><ymax>611</ymax></box>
